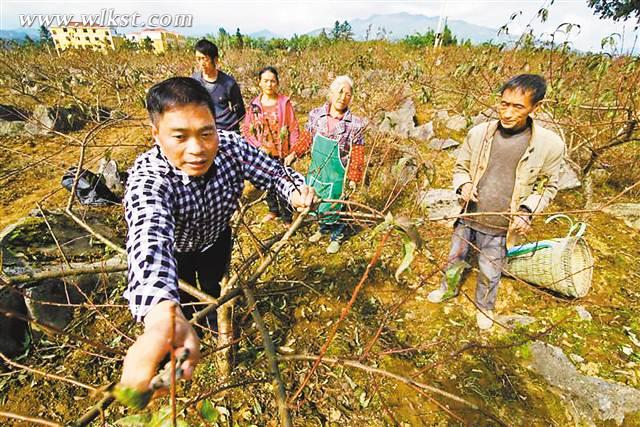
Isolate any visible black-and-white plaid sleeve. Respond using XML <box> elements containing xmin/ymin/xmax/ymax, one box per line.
<box><xmin>229</xmin><ymin>133</ymin><xmax>304</xmax><ymax>201</ymax></box>
<box><xmin>123</xmin><ymin>173</ymin><xmax>180</xmax><ymax>322</ymax></box>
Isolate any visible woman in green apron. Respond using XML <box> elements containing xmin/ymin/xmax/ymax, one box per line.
<box><xmin>288</xmin><ymin>76</ymin><xmax>367</xmax><ymax>253</ymax></box>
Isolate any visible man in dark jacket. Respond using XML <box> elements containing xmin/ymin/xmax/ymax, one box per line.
<box><xmin>192</xmin><ymin>39</ymin><xmax>245</xmax><ymax>133</ymax></box>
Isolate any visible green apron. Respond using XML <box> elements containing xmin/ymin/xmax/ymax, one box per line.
<box><xmin>306</xmin><ymin>134</ymin><xmax>346</xmax><ymax>224</ymax></box>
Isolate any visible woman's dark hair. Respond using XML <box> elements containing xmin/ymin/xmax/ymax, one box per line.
<box><xmin>146</xmin><ymin>77</ymin><xmax>216</xmax><ymax>124</ymax></box>
<box><xmin>258</xmin><ymin>66</ymin><xmax>279</xmax><ymax>84</ymax></box>
<box><xmin>194</xmin><ymin>39</ymin><xmax>219</xmax><ymax>63</ymax></box>
<box><xmin>500</xmin><ymin>74</ymin><xmax>547</xmax><ymax>104</ymax></box>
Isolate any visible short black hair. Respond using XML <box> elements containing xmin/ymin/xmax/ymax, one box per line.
<box><xmin>146</xmin><ymin>77</ymin><xmax>216</xmax><ymax>125</ymax></box>
<box><xmin>194</xmin><ymin>39</ymin><xmax>218</xmax><ymax>62</ymax></box>
<box><xmin>258</xmin><ymin>66</ymin><xmax>279</xmax><ymax>83</ymax></box>
<box><xmin>500</xmin><ymin>74</ymin><xmax>547</xmax><ymax>104</ymax></box>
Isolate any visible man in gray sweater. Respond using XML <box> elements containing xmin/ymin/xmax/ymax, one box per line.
<box><xmin>428</xmin><ymin>74</ymin><xmax>565</xmax><ymax>330</ymax></box>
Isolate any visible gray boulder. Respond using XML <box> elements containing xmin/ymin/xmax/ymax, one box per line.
<box><xmin>26</xmin><ymin>104</ymin><xmax>87</xmax><ymax>135</ymax></box>
<box><xmin>497</xmin><ymin>314</ymin><xmax>536</xmax><ymax>327</ymax></box>
<box><xmin>379</xmin><ymin>99</ymin><xmax>435</xmax><ymax>142</ymax></box>
<box><xmin>603</xmin><ymin>204</ymin><xmax>640</xmax><ymax>231</ymax></box>
<box><xmin>392</xmin><ymin>156</ymin><xmax>418</xmax><ymax>186</ymax></box>
<box><xmin>1</xmin><ymin>212</ymin><xmax>126</xmax><ymax>348</ymax></box>
<box><xmin>378</xmin><ymin>99</ymin><xmax>416</xmax><ymax>137</ymax></box>
<box><xmin>418</xmin><ymin>188</ymin><xmax>460</xmax><ymax>221</ymax></box>
<box><xmin>575</xmin><ymin>305</ymin><xmax>593</xmax><ymax>322</ymax></box>
<box><xmin>529</xmin><ymin>341</ymin><xmax>640</xmax><ymax>426</ymax></box>
<box><xmin>434</xmin><ymin>109</ymin><xmax>449</xmax><ymax>122</ymax></box>
<box><xmin>445</xmin><ymin>114</ymin><xmax>467</xmax><ymax>132</ymax></box>
<box><xmin>429</xmin><ymin>138</ymin><xmax>460</xmax><ymax>150</ymax></box>
<box><xmin>0</xmin><ymin>120</ymin><xmax>26</xmax><ymax>137</ymax></box>
<box><xmin>409</xmin><ymin>122</ymin><xmax>434</xmax><ymax>141</ymax></box>
<box><xmin>558</xmin><ymin>161</ymin><xmax>582</xmax><ymax>191</ymax></box>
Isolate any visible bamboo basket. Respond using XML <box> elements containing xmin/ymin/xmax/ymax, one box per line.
<box><xmin>506</xmin><ymin>215</ymin><xmax>594</xmax><ymax>298</ymax></box>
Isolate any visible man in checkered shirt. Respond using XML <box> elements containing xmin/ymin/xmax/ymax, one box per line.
<box><xmin>119</xmin><ymin>77</ymin><xmax>315</xmax><ymax>395</ymax></box>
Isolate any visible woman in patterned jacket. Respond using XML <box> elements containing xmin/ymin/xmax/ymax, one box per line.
<box><xmin>288</xmin><ymin>75</ymin><xmax>366</xmax><ymax>254</ymax></box>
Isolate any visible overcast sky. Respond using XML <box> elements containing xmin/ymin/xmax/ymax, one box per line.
<box><xmin>1</xmin><ymin>0</ymin><xmax>638</xmax><ymax>53</ymax></box>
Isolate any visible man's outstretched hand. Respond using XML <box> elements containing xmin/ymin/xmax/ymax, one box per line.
<box><xmin>120</xmin><ymin>301</ymin><xmax>201</xmax><ymax>395</ymax></box>
<box><xmin>289</xmin><ymin>185</ymin><xmax>316</xmax><ymax>211</ymax></box>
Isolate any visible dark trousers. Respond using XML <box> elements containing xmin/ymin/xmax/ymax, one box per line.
<box><xmin>175</xmin><ymin>226</ymin><xmax>233</xmax><ymax>318</ymax></box>
<box><xmin>265</xmin><ymin>155</ymin><xmax>293</xmax><ymax>222</ymax></box>
<box><xmin>265</xmin><ymin>188</ymin><xmax>293</xmax><ymax>222</ymax></box>
<box><xmin>439</xmin><ymin>221</ymin><xmax>506</xmax><ymax>310</ymax></box>
<box><xmin>319</xmin><ymin>220</ymin><xmax>346</xmax><ymax>241</ymax></box>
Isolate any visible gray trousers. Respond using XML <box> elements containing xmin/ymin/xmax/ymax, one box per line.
<box><xmin>440</xmin><ymin>221</ymin><xmax>506</xmax><ymax>310</ymax></box>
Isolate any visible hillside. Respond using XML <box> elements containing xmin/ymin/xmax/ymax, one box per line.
<box><xmin>0</xmin><ymin>40</ymin><xmax>639</xmax><ymax>425</ymax></box>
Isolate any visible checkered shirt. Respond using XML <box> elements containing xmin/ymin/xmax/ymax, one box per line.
<box><xmin>123</xmin><ymin>130</ymin><xmax>304</xmax><ymax>321</ymax></box>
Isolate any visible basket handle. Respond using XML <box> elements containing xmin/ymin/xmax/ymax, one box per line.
<box><xmin>545</xmin><ymin>214</ymin><xmax>587</xmax><ymax>239</ymax></box>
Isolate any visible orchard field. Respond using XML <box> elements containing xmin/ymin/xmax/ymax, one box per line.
<box><xmin>0</xmin><ymin>38</ymin><xmax>639</xmax><ymax>426</ymax></box>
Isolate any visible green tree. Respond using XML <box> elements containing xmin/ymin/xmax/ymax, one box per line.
<box><xmin>141</xmin><ymin>36</ymin><xmax>153</xmax><ymax>52</ymax></box>
<box><xmin>122</xmin><ymin>38</ymin><xmax>138</xmax><ymax>50</ymax></box>
<box><xmin>234</xmin><ymin>28</ymin><xmax>244</xmax><ymax>50</ymax></box>
<box><xmin>217</xmin><ymin>27</ymin><xmax>229</xmax><ymax>49</ymax></box>
<box><xmin>330</xmin><ymin>20</ymin><xmax>354</xmax><ymax>41</ymax></box>
<box><xmin>587</xmin><ymin>0</ymin><xmax>640</xmax><ymax>22</ymax></box>
<box><xmin>440</xmin><ymin>24</ymin><xmax>458</xmax><ymax>46</ymax></box>
<box><xmin>39</xmin><ymin>25</ymin><xmax>53</xmax><ymax>46</ymax></box>
<box><xmin>319</xmin><ymin>28</ymin><xmax>330</xmax><ymax>44</ymax></box>
<box><xmin>339</xmin><ymin>20</ymin><xmax>354</xmax><ymax>40</ymax></box>
<box><xmin>402</xmin><ymin>25</ymin><xmax>457</xmax><ymax>48</ymax></box>
<box><xmin>331</xmin><ymin>20</ymin><xmax>341</xmax><ymax>40</ymax></box>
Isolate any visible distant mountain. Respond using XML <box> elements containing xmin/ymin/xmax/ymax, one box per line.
<box><xmin>249</xmin><ymin>29</ymin><xmax>282</xmax><ymax>40</ymax></box>
<box><xmin>308</xmin><ymin>12</ymin><xmax>509</xmax><ymax>45</ymax></box>
<box><xmin>0</xmin><ymin>28</ymin><xmax>40</xmax><ymax>41</ymax></box>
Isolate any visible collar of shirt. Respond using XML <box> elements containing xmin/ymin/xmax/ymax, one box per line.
<box><xmin>320</xmin><ymin>102</ymin><xmax>353</xmax><ymax>123</ymax></box>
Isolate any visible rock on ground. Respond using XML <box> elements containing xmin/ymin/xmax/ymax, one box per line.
<box><xmin>0</xmin><ymin>211</ymin><xmax>126</xmax><ymax>352</ymax></box>
<box><xmin>418</xmin><ymin>188</ymin><xmax>460</xmax><ymax>221</ymax></box>
<box><xmin>25</xmin><ymin>104</ymin><xmax>87</xmax><ymax>135</ymax></box>
<box><xmin>558</xmin><ymin>161</ymin><xmax>582</xmax><ymax>191</ymax></box>
<box><xmin>378</xmin><ymin>99</ymin><xmax>434</xmax><ymax>142</ymax></box>
<box><xmin>378</xmin><ymin>99</ymin><xmax>416</xmax><ymax>138</ymax></box>
<box><xmin>429</xmin><ymin>138</ymin><xmax>460</xmax><ymax>150</ymax></box>
<box><xmin>0</xmin><ymin>120</ymin><xmax>26</xmax><ymax>137</ymax></box>
<box><xmin>97</xmin><ymin>158</ymin><xmax>124</xmax><ymax>195</ymax></box>
<box><xmin>575</xmin><ymin>305</ymin><xmax>593</xmax><ymax>321</ymax></box>
<box><xmin>528</xmin><ymin>341</ymin><xmax>640</xmax><ymax>426</ymax></box>
<box><xmin>445</xmin><ymin>114</ymin><xmax>467</xmax><ymax>132</ymax></box>
<box><xmin>497</xmin><ymin>314</ymin><xmax>536</xmax><ymax>327</ymax></box>
<box><xmin>602</xmin><ymin>204</ymin><xmax>640</xmax><ymax>231</ymax></box>
<box><xmin>434</xmin><ymin>109</ymin><xmax>449</xmax><ymax>122</ymax></box>
<box><xmin>409</xmin><ymin>122</ymin><xmax>434</xmax><ymax>141</ymax></box>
